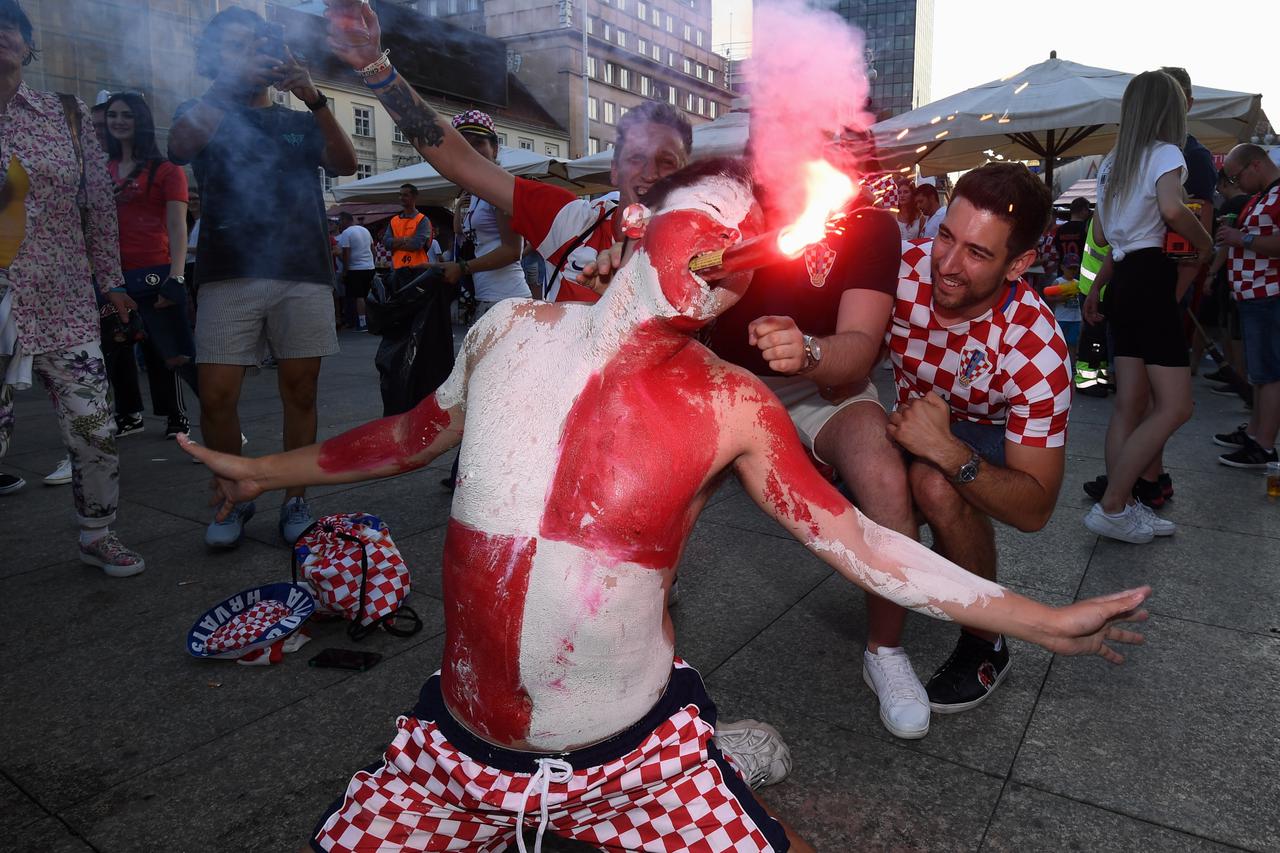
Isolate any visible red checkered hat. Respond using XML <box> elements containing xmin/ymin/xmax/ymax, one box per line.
<box><xmin>188</xmin><ymin>583</ymin><xmax>315</xmax><ymax>662</ymax></box>
<box><xmin>451</xmin><ymin>109</ymin><xmax>497</xmax><ymax>140</ymax></box>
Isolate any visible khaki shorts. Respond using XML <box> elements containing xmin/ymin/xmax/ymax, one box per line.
<box><xmin>762</xmin><ymin>373</ymin><xmax>882</xmax><ymax>465</ymax></box>
<box><xmin>196</xmin><ymin>279</ymin><xmax>339</xmax><ymax>365</ymax></box>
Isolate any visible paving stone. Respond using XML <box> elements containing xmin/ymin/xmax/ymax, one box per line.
<box><xmin>7</xmin><ymin>817</ymin><xmax>96</xmax><ymax>852</ymax></box>
<box><xmin>0</xmin><ymin>775</ymin><xmax>44</xmax><ymax>834</ymax></box>
<box><xmin>1013</xmin><ymin>616</ymin><xmax>1280</xmax><ymax>851</ymax></box>
<box><xmin>982</xmin><ymin>783</ymin><xmax>1240</xmax><ymax>852</ymax></box>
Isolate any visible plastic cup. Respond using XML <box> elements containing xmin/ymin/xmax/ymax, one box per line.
<box><xmin>1267</xmin><ymin>461</ymin><xmax>1280</xmax><ymax>501</ymax></box>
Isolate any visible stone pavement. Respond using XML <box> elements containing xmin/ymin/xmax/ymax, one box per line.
<box><xmin>1</xmin><ymin>329</ymin><xmax>1277</xmax><ymax>852</ymax></box>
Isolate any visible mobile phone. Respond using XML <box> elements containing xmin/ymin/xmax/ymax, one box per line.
<box><xmin>259</xmin><ymin>22</ymin><xmax>287</xmax><ymax>61</ymax></box>
<box><xmin>308</xmin><ymin>648</ymin><xmax>382</xmax><ymax>671</ymax></box>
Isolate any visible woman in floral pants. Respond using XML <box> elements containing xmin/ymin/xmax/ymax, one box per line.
<box><xmin>0</xmin><ymin>0</ymin><xmax>144</xmax><ymax>576</ymax></box>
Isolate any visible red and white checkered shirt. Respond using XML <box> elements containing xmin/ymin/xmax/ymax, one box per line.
<box><xmin>1227</xmin><ymin>180</ymin><xmax>1280</xmax><ymax>302</ymax></box>
<box><xmin>887</xmin><ymin>240</ymin><xmax>1073</xmax><ymax>448</ymax></box>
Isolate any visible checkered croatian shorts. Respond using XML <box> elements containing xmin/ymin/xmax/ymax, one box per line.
<box><xmin>311</xmin><ymin>661</ymin><xmax>788</xmax><ymax>852</ymax></box>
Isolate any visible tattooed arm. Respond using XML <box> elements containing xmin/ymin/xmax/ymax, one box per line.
<box><xmin>325</xmin><ymin>1</ymin><xmax>515</xmax><ymax>213</ymax></box>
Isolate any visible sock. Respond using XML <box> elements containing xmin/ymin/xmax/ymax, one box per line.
<box><xmin>868</xmin><ymin>645</ymin><xmax>903</xmax><ymax>656</ymax></box>
<box><xmin>80</xmin><ymin>527</ymin><xmax>109</xmax><ymax>546</ymax></box>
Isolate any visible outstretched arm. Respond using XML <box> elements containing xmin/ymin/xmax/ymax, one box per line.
<box><xmin>324</xmin><ymin>1</ymin><xmax>515</xmax><ymax>213</ymax></box>
<box><xmin>727</xmin><ymin>390</ymin><xmax>1149</xmax><ymax>662</ymax></box>
<box><xmin>179</xmin><ymin>396</ymin><xmax>462</xmax><ymax>518</ymax></box>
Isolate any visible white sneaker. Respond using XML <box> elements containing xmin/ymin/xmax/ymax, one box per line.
<box><xmin>1083</xmin><ymin>502</ymin><xmax>1154</xmax><ymax>544</ymax></box>
<box><xmin>1132</xmin><ymin>501</ymin><xmax>1175</xmax><ymax>537</ymax></box>
<box><xmin>862</xmin><ymin>646</ymin><xmax>930</xmax><ymax>739</ymax></box>
<box><xmin>715</xmin><ymin>719</ymin><xmax>792</xmax><ymax>789</ymax></box>
<box><xmin>43</xmin><ymin>456</ymin><xmax>73</xmax><ymax>486</ymax></box>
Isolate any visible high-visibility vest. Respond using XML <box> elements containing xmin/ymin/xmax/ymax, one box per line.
<box><xmin>389</xmin><ymin>212</ymin><xmax>431</xmax><ymax>269</ymax></box>
<box><xmin>1077</xmin><ymin>217</ymin><xmax>1111</xmax><ymax>298</ymax></box>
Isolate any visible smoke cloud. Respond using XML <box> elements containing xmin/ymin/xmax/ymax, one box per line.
<box><xmin>746</xmin><ymin>0</ymin><xmax>873</xmax><ymax>222</ymax></box>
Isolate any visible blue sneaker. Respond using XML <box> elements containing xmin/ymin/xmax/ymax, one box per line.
<box><xmin>206</xmin><ymin>502</ymin><xmax>255</xmax><ymax>549</ymax></box>
<box><xmin>279</xmin><ymin>497</ymin><xmax>314</xmax><ymax>545</ymax></box>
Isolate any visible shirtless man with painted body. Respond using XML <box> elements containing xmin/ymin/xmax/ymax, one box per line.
<box><xmin>183</xmin><ymin>157</ymin><xmax>1148</xmax><ymax>851</ymax></box>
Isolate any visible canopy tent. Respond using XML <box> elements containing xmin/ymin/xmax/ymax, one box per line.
<box><xmin>871</xmin><ymin>54</ymin><xmax>1267</xmax><ymax>186</ymax></box>
<box><xmin>1053</xmin><ymin>178</ymin><xmax>1097</xmax><ymax>207</ymax></box>
<box><xmin>331</xmin><ymin>147</ymin><xmax>568</xmax><ymax>205</ymax></box>
<box><xmin>562</xmin><ymin>110</ymin><xmax>751</xmax><ymax>185</ymax></box>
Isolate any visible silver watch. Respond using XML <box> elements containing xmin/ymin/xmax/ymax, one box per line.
<box><xmin>951</xmin><ymin>451</ymin><xmax>982</xmax><ymax>485</ymax></box>
<box><xmin>800</xmin><ymin>334</ymin><xmax>824</xmax><ymax>373</ymax></box>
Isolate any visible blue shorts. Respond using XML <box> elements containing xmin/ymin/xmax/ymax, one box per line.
<box><xmin>950</xmin><ymin>419</ymin><xmax>1007</xmax><ymax>467</ymax></box>
<box><xmin>1237</xmin><ymin>296</ymin><xmax>1280</xmax><ymax>384</ymax></box>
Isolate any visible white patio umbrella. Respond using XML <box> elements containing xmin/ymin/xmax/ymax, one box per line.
<box><xmin>562</xmin><ymin>109</ymin><xmax>751</xmax><ymax>185</ymax></box>
<box><xmin>871</xmin><ymin>53</ymin><xmax>1266</xmax><ymax>185</ymax></box>
<box><xmin>331</xmin><ymin>146</ymin><xmax>565</xmax><ymax>205</ymax></box>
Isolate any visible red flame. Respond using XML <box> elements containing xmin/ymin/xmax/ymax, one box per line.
<box><xmin>776</xmin><ymin>161</ymin><xmax>857</xmax><ymax>257</ymax></box>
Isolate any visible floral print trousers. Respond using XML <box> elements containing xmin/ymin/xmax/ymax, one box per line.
<box><xmin>0</xmin><ymin>342</ymin><xmax>119</xmax><ymax>528</ymax></box>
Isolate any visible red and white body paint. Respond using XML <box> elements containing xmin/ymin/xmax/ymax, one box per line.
<box><xmin>313</xmin><ymin>172</ymin><xmax>1004</xmax><ymax>752</ymax></box>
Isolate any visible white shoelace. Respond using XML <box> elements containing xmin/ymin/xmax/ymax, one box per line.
<box><xmin>876</xmin><ymin>654</ymin><xmax>924</xmax><ymax>702</ymax></box>
<box><xmin>515</xmin><ymin>757</ymin><xmax>574</xmax><ymax>853</ymax></box>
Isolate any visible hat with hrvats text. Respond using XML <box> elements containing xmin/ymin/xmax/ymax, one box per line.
<box><xmin>187</xmin><ymin>582</ymin><xmax>314</xmax><ymax>666</ymax></box>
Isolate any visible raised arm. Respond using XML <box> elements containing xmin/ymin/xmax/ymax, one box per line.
<box><xmin>726</xmin><ymin>388</ymin><xmax>1149</xmax><ymax>661</ymax></box>
<box><xmin>325</xmin><ymin>1</ymin><xmax>515</xmax><ymax>213</ymax></box>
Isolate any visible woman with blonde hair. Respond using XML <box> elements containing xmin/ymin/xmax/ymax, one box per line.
<box><xmin>1082</xmin><ymin>70</ymin><xmax>1213</xmax><ymax>543</ymax></box>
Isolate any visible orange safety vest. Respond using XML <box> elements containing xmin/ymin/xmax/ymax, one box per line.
<box><xmin>389</xmin><ymin>212</ymin><xmax>431</xmax><ymax>269</ymax></box>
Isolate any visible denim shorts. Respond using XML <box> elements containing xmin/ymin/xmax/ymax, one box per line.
<box><xmin>950</xmin><ymin>418</ymin><xmax>1007</xmax><ymax>466</ymax></box>
<box><xmin>1237</xmin><ymin>295</ymin><xmax>1280</xmax><ymax>384</ymax></box>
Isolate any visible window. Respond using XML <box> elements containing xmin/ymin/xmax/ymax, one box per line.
<box><xmin>616</xmin><ymin>29</ymin><xmax>625</xmax><ymax>47</ymax></box>
<box><xmin>466</xmin><ymin>0</ymin><xmax>479</xmax><ymax>10</ymax></box>
<box><xmin>665</xmin><ymin>14</ymin><xmax>673</xmax><ymax>32</ymax></box>
<box><xmin>545</xmin><ymin>142</ymin><xmax>561</xmax><ymax>156</ymax></box>
<box><xmin>637</xmin><ymin>38</ymin><xmax>647</xmax><ymax>56</ymax></box>
<box><xmin>651</xmin><ymin>6</ymin><xmax>660</xmax><ymax>24</ymax></box>
<box><xmin>651</xmin><ymin>43</ymin><xmax>660</xmax><ymax>60</ymax></box>
<box><xmin>708</xmin><ymin>68</ymin><xmax>715</xmax><ymax>85</ymax></box>
<box><xmin>617</xmin><ymin>0</ymin><xmax>625</xmax><ymax>9</ymax></box>
<box><xmin>708</xmin><ymin>101</ymin><xmax>717</xmax><ymax>118</ymax></box>
<box><xmin>618</xmin><ymin>67</ymin><xmax>630</xmax><ymax>89</ymax></box>
<box><xmin>497</xmin><ymin>132</ymin><xmax>508</xmax><ymax>145</ymax></box>
<box><xmin>587</xmin><ymin>56</ymin><xmax>597</xmax><ymax>78</ymax></box>
<box><xmin>518</xmin><ymin>137</ymin><xmax>534</xmax><ymax>150</ymax></box>
<box><xmin>425</xmin><ymin>0</ymin><xmax>439</xmax><ymax>14</ymax></box>
<box><xmin>603</xmin><ymin>22</ymin><xmax>612</xmax><ymax>39</ymax></box>
<box><xmin>589</xmin><ymin>137</ymin><xmax>600</xmax><ymax>155</ymax></box>
<box><xmin>271</xmin><ymin>89</ymin><xmax>289</xmax><ymax>106</ymax></box>
<box><xmin>604</xmin><ymin>101</ymin><xmax>616</xmax><ymax>124</ymax></box>
<box><xmin>683</xmin><ymin>24</ymin><xmax>691</xmax><ymax>41</ymax></box>
<box><xmin>394</xmin><ymin>125</ymin><xmax>408</xmax><ymax>144</ymax></box>
<box><xmin>696</xmin><ymin>29</ymin><xmax>703</xmax><ymax>47</ymax></box>
<box><xmin>668</xmin><ymin>86</ymin><xmax>677</xmax><ymax>105</ymax></box>
<box><xmin>697</xmin><ymin>96</ymin><xmax>704</xmax><ymax>115</ymax></box>
<box><xmin>683</xmin><ymin>58</ymin><xmax>691</xmax><ymax>74</ymax></box>
<box><xmin>588</xmin><ymin>96</ymin><xmax>599</xmax><ymax>120</ymax></box>
<box><xmin>353</xmin><ymin>105</ymin><xmax>373</xmax><ymax>137</ymax></box>
<box><xmin>668</xmin><ymin>50</ymin><xmax>675</xmax><ymax>67</ymax></box>
<box><xmin>356</xmin><ymin>162</ymin><xmax>374</xmax><ymax>180</ymax></box>
<box><xmin>586</xmin><ymin>16</ymin><xmax>594</xmax><ymax>34</ymax></box>
<box><xmin>319</xmin><ymin>166</ymin><xmax>333</xmax><ymax>192</ymax></box>
<box><xmin>447</xmin><ymin>0</ymin><xmax>458</xmax><ymax>12</ymax></box>
<box><xmin>604</xmin><ymin>63</ymin><xmax>615</xmax><ymax>84</ymax></box>
<box><xmin>640</xmin><ymin>76</ymin><xmax>650</xmax><ymax>96</ymax></box>
<box><xmin>696</xmin><ymin>63</ymin><xmax>704</xmax><ymax>79</ymax></box>
<box><xmin>685</xmin><ymin>93</ymin><xmax>694</xmax><ymax>111</ymax></box>
<box><xmin>637</xmin><ymin>1</ymin><xmax>647</xmax><ymax>20</ymax></box>
<box><xmin>619</xmin><ymin>105</ymin><xmax>629</xmax><ymax>120</ymax></box>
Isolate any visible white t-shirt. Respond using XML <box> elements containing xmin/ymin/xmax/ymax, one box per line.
<box><xmin>336</xmin><ymin>225</ymin><xmax>375</xmax><ymax>270</ymax></box>
<box><xmin>427</xmin><ymin>239</ymin><xmax>443</xmax><ymax>264</ymax></box>
<box><xmin>921</xmin><ymin>205</ymin><xmax>947</xmax><ymax>238</ymax></box>
<box><xmin>1097</xmin><ymin>142</ymin><xmax>1186</xmax><ymax>258</ymax></box>
<box><xmin>464</xmin><ymin>197</ymin><xmax>531</xmax><ymax>303</ymax></box>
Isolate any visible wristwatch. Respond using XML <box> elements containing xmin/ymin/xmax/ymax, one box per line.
<box><xmin>951</xmin><ymin>451</ymin><xmax>982</xmax><ymax>485</ymax></box>
<box><xmin>1243</xmin><ymin>233</ymin><xmax>1256</xmax><ymax>251</ymax></box>
<box><xmin>799</xmin><ymin>334</ymin><xmax>824</xmax><ymax>374</ymax></box>
<box><xmin>304</xmin><ymin>90</ymin><xmax>329</xmax><ymax>112</ymax></box>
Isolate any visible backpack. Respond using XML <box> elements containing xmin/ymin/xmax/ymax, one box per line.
<box><xmin>291</xmin><ymin>513</ymin><xmax>423</xmax><ymax>641</ymax></box>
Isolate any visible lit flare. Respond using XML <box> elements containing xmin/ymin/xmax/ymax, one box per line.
<box><xmin>776</xmin><ymin>161</ymin><xmax>856</xmax><ymax>257</ymax></box>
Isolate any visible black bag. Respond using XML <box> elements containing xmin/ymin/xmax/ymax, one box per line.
<box><xmin>372</xmin><ymin>268</ymin><xmax>456</xmax><ymax>416</ymax></box>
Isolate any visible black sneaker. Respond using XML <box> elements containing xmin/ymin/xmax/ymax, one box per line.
<box><xmin>1157</xmin><ymin>472</ymin><xmax>1174</xmax><ymax>500</ymax></box>
<box><xmin>1218</xmin><ymin>438</ymin><xmax>1278</xmax><ymax>469</ymax></box>
<box><xmin>926</xmin><ymin>631</ymin><xmax>1011</xmax><ymax>714</ymax></box>
<box><xmin>0</xmin><ymin>472</ymin><xmax>26</xmax><ymax>495</ymax></box>
<box><xmin>1133</xmin><ymin>477</ymin><xmax>1165</xmax><ymax>508</ymax></box>
<box><xmin>115</xmin><ymin>413</ymin><xmax>145</xmax><ymax>437</ymax></box>
<box><xmin>1075</xmin><ymin>383</ymin><xmax>1108</xmax><ymax>398</ymax></box>
<box><xmin>165</xmin><ymin>415</ymin><xmax>190</xmax><ymax>439</ymax></box>
<box><xmin>1202</xmin><ymin>368</ymin><xmax>1227</xmax><ymax>383</ymax></box>
<box><xmin>1082</xmin><ymin>474</ymin><xmax>1108</xmax><ymax>500</ymax></box>
<box><xmin>1213</xmin><ymin>423</ymin><xmax>1249</xmax><ymax>449</ymax></box>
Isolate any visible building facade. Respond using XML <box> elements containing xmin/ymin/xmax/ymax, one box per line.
<box><xmin>417</xmin><ymin>0</ymin><xmax>734</xmax><ymax>157</ymax></box>
<box><xmin>828</xmin><ymin>0</ymin><xmax>934</xmax><ymax>120</ymax></box>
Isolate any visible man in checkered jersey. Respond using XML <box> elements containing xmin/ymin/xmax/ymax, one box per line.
<box><xmin>1213</xmin><ymin>144</ymin><xmax>1280</xmax><ymax>469</ymax></box>
<box><xmin>183</xmin><ymin>158</ymin><xmax>1149</xmax><ymax>852</ymax></box>
<box><xmin>884</xmin><ymin>163</ymin><xmax>1074</xmax><ymax>714</ymax></box>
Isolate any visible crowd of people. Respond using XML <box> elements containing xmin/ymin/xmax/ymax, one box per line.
<box><xmin>0</xmin><ymin>0</ymin><xmax>1274</xmax><ymax>847</ymax></box>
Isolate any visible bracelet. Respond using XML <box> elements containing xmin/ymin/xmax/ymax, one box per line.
<box><xmin>365</xmin><ymin>67</ymin><xmax>398</xmax><ymax>90</ymax></box>
<box><xmin>109</xmin><ymin>286</ymin><xmax>128</xmax><ymax>294</ymax></box>
<box><xmin>356</xmin><ymin>49</ymin><xmax>391</xmax><ymax>78</ymax></box>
